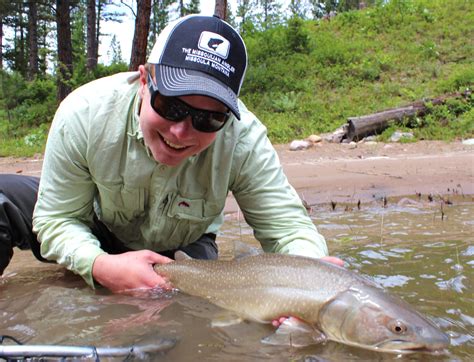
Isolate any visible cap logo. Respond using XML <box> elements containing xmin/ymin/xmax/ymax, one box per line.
<box><xmin>198</xmin><ymin>31</ymin><xmax>230</xmax><ymax>59</ymax></box>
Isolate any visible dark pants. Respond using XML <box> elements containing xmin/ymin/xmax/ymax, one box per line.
<box><xmin>0</xmin><ymin>174</ymin><xmax>218</xmax><ymax>275</ymax></box>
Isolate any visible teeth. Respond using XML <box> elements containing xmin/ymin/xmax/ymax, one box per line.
<box><xmin>163</xmin><ymin>137</ymin><xmax>187</xmax><ymax>150</ymax></box>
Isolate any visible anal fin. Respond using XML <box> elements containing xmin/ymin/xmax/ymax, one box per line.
<box><xmin>261</xmin><ymin>317</ymin><xmax>326</xmax><ymax>348</ymax></box>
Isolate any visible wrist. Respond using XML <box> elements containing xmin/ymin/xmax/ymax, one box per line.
<box><xmin>91</xmin><ymin>252</ymin><xmax>111</xmax><ymax>287</ymax></box>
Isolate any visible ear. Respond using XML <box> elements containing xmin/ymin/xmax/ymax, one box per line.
<box><xmin>138</xmin><ymin>65</ymin><xmax>147</xmax><ymax>97</ymax></box>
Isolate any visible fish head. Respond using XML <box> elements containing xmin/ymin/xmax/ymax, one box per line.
<box><xmin>319</xmin><ymin>285</ymin><xmax>449</xmax><ymax>354</ymax></box>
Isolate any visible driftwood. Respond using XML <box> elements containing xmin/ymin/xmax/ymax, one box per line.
<box><xmin>345</xmin><ymin>92</ymin><xmax>468</xmax><ymax>141</ymax></box>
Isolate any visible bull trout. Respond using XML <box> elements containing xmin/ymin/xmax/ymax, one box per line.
<box><xmin>154</xmin><ymin>253</ymin><xmax>449</xmax><ymax>353</ymax></box>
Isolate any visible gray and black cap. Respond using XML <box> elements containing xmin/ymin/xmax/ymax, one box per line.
<box><xmin>147</xmin><ymin>15</ymin><xmax>248</xmax><ymax>119</ymax></box>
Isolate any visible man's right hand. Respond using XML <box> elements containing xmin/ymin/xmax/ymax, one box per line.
<box><xmin>92</xmin><ymin>250</ymin><xmax>173</xmax><ymax>293</ymax></box>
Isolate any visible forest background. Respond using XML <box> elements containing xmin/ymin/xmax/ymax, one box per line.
<box><xmin>0</xmin><ymin>0</ymin><xmax>472</xmax><ymax>157</ymax></box>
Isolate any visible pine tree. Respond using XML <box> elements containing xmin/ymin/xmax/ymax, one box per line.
<box><xmin>149</xmin><ymin>0</ymin><xmax>173</xmax><ymax>54</ymax></box>
<box><xmin>6</xmin><ymin>1</ymin><xmax>28</xmax><ymax>75</ymax></box>
<box><xmin>289</xmin><ymin>0</ymin><xmax>308</xmax><ymax>19</ymax></box>
<box><xmin>236</xmin><ymin>0</ymin><xmax>256</xmax><ymax>33</ymax></box>
<box><xmin>98</xmin><ymin>0</ymin><xmax>127</xmax><ymax>65</ymax></box>
<box><xmin>27</xmin><ymin>1</ymin><xmax>39</xmax><ymax>79</ymax></box>
<box><xmin>56</xmin><ymin>0</ymin><xmax>74</xmax><ymax>101</ymax></box>
<box><xmin>70</xmin><ymin>0</ymin><xmax>94</xmax><ymax>85</ymax></box>
<box><xmin>130</xmin><ymin>0</ymin><xmax>151</xmax><ymax>70</ymax></box>
<box><xmin>257</xmin><ymin>0</ymin><xmax>281</xmax><ymax>29</ymax></box>
<box><xmin>185</xmin><ymin>0</ymin><xmax>200</xmax><ymax>15</ymax></box>
<box><xmin>86</xmin><ymin>0</ymin><xmax>97</xmax><ymax>71</ymax></box>
<box><xmin>37</xmin><ymin>3</ymin><xmax>55</xmax><ymax>76</ymax></box>
<box><xmin>108</xmin><ymin>34</ymin><xmax>123</xmax><ymax>64</ymax></box>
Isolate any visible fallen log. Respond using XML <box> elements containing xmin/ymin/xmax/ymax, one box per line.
<box><xmin>345</xmin><ymin>92</ymin><xmax>468</xmax><ymax>141</ymax></box>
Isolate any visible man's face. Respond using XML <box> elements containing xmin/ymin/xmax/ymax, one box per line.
<box><xmin>138</xmin><ymin>66</ymin><xmax>228</xmax><ymax>166</ymax></box>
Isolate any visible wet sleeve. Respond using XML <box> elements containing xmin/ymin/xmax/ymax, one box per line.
<box><xmin>230</xmin><ymin>122</ymin><xmax>328</xmax><ymax>258</ymax></box>
<box><xmin>32</xmin><ymin>98</ymin><xmax>106</xmax><ymax>288</ymax></box>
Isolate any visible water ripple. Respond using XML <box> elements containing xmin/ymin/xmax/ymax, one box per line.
<box><xmin>372</xmin><ymin>274</ymin><xmax>414</xmax><ymax>288</ymax></box>
<box><xmin>358</xmin><ymin>250</ymin><xmax>387</xmax><ymax>260</ymax></box>
<box><xmin>436</xmin><ymin>275</ymin><xmax>467</xmax><ymax>293</ymax></box>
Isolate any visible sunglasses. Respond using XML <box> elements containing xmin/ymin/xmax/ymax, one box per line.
<box><xmin>147</xmin><ymin>73</ymin><xmax>230</xmax><ymax>133</ymax></box>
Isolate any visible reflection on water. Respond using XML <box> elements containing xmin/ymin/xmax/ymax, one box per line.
<box><xmin>1</xmin><ymin>197</ymin><xmax>472</xmax><ymax>361</ymax></box>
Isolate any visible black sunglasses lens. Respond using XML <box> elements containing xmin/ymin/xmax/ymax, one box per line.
<box><xmin>193</xmin><ymin>112</ymin><xmax>228</xmax><ymax>132</ymax></box>
<box><xmin>152</xmin><ymin>94</ymin><xmax>188</xmax><ymax>122</ymax></box>
<box><xmin>151</xmin><ymin>92</ymin><xmax>229</xmax><ymax>132</ymax></box>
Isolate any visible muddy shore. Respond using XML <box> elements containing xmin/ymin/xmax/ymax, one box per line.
<box><xmin>1</xmin><ymin>141</ymin><xmax>473</xmax><ymax>213</ymax></box>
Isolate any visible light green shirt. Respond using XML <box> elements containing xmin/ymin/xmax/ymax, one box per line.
<box><xmin>32</xmin><ymin>72</ymin><xmax>328</xmax><ymax>287</ymax></box>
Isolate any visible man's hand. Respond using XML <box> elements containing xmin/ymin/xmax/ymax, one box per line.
<box><xmin>92</xmin><ymin>250</ymin><xmax>173</xmax><ymax>293</ymax></box>
<box><xmin>272</xmin><ymin>255</ymin><xmax>344</xmax><ymax>327</ymax></box>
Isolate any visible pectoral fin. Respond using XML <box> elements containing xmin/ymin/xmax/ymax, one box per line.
<box><xmin>233</xmin><ymin>240</ymin><xmax>263</xmax><ymax>259</ymax></box>
<box><xmin>174</xmin><ymin>251</ymin><xmax>193</xmax><ymax>261</ymax></box>
<box><xmin>262</xmin><ymin>317</ymin><xmax>326</xmax><ymax>348</ymax></box>
<box><xmin>211</xmin><ymin>311</ymin><xmax>244</xmax><ymax>328</ymax></box>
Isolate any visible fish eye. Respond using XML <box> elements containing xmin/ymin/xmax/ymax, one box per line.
<box><xmin>389</xmin><ymin>320</ymin><xmax>407</xmax><ymax>334</ymax></box>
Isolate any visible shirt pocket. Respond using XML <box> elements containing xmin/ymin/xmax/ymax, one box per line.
<box><xmin>96</xmin><ymin>183</ymin><xmax>146</xmax><ymax>227</ymax></box>
<box><xmin>165</xmin><ymin>193</ymin><xmax>223</xmax><ymax>246</ymax></box>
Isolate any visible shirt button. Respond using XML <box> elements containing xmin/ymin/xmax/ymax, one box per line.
<box><xmin>159</xmin><ymin>165</ymin><xmax>166</xmax><ymax>171</ymax></box>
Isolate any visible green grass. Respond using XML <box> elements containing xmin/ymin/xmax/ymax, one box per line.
<box><xmin>0</xmin><ymin>0</ymin><xmax>473</xmax><ymax>157</ymax></box>
<box><xmin>240</xmin><ymin>0</ymin><xmax>474</xmax><ymax>143</ymax></box>
<box><xmin>0</xmin><ymin>118</ymin><xmax>48</xmax><ymax>157</ymax></box>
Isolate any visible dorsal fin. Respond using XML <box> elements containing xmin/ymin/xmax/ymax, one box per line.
<box><xmin>174</xmin><ymin>250</ymin><xmax>193</xmax><ymax>261</ymax></box>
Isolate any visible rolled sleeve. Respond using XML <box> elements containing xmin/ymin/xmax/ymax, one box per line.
<box><xmin>33</xmin><ymin>95</ymin><xmax>104</xmax><ymax>287</ymax></box>
<box><xmin>231</xmin><ymin>119</ymin><xmax>328</xmax><ymax>259</ymax></box>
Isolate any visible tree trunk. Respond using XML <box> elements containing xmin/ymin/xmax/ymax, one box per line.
<box><xmin>347</xmin><ymin>105</ymin><xmax>424</xmax><ymax>141</ymax></box>
<box><xmin>27</xmin><ymin>1</ymin><xmax>39</xmax><ymax>80</ymax></box>
<box><xmin>96</xmin><ymin>0</ymin><xmax>102</xmax><ymax>62</ymax></box>
<box><xmin>346</xmin><ymin>93</ymin><xmax>466</xmax><ymax>141</ymax></box>
<box><xmin>16</xmin><ymin>2</ymin><xmax>26</xmax><ymax>75</ymax></box>
<box><xmin>86</xmin><ymin>0</ymin><xmax>97</xmax><ymax>71</ymax></box>
<box><xmin>129</xmin><ymin>0</ymin><xmax>151</xmax><ymax>71</ymax></box>
<box><xmin>237</xmin><ymin>0</ymin><xmax>251</xmax><ymax>27</ymax></box>
<box><xmin>38</xmin><ymin>15</ymin><xmax>49</xmax><ymax>75</ymax></box>
<box><xmin>56</xmin><ymin>0</ymin><xmax>73</xmax><ymax>102</ymax></box>
<box><xmin>0</xmin><ymin>12</ymin><xmax>3</xmax><ymax>70</ymax></box>
<box><xmin>262</xmin><ymin>0</ymin><xmax>268</xmax><ymax>27</ymax></box>
<box><xmin>215</xmin><ymin>0</ymin><xmax>227</xmax><ymax>19</ymax></box>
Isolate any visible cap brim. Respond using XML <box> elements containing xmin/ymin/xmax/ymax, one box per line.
<box><xmin>155</xmin><ymin>64</ymin><xmax>240</xmax><ymax>120</ymax></box>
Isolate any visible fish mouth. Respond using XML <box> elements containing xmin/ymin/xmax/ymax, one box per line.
<box><xmin>374</xmin><ymin>340</ymin><xmax>449</xmax><ymax>354</ymax></box>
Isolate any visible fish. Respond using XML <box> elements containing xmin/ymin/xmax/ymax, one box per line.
<box><xmin>154</xmin><ymin>252</ymin><xmax>450</xmax><ymax>354</ymax></box>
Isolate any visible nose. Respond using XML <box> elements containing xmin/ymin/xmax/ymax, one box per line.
<box><xmin>168</xmin><ymin>116</ymin><xmax>194</xmax><ymax>138</ymax></box>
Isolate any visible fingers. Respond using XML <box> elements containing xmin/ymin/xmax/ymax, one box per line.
<box><xmin>141</xmin><ymin>250</ymin><xmax>173</xmax><ymax>265</ymax></box>
<box><xmin>272</xmin><ymin>316</ymin><xmax>289</xmax><ymax>327</ymax></box>
<box><xmin>92</xmin><ymin>251</ymin><xmax>173</xmax><ymax>293</ymax></box>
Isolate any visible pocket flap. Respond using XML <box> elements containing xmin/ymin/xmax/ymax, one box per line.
<box><xmin>167</xmin><ymin>194</ymin><xmax>221</xmax><ymax>221</ymax></box>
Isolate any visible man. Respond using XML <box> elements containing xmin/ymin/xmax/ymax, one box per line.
<box><xmin>2</xmin><ymin>15</ymin><xmax>341</xmax><ymax>293</ymax></box>
<box><xmin>0</xmin><ymin>174</ymin><xmax>42</xmax><ymax>273</ymax></box>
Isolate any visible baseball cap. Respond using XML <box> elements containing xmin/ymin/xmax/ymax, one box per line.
<box><xmin>148</xmin><ymin>15</ymin><xmax>248</xmax><ymax>120</ymax></box>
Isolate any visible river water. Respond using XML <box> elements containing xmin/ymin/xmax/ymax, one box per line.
<box><xmin>0</xmin><ymin>196</ymin><xmax>472</xmax><ymax>361</ymax></box>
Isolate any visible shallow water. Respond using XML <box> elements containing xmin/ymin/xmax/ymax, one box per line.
<box><xmin>1</xmin><ymin>196</ymin><xmax>473</xmax><ymax>361</ymax></box>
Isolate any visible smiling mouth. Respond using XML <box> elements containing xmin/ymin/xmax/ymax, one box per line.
<box><xmin>160</xmin><ymin>134</ymin><xmax>188</xmax><ymax>150</ymax></box>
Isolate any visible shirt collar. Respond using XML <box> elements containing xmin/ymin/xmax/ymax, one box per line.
<box><xmin>128</xmin><ymin>91</ymin><xmax>144</xmax><ymax>141</ymax></box>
